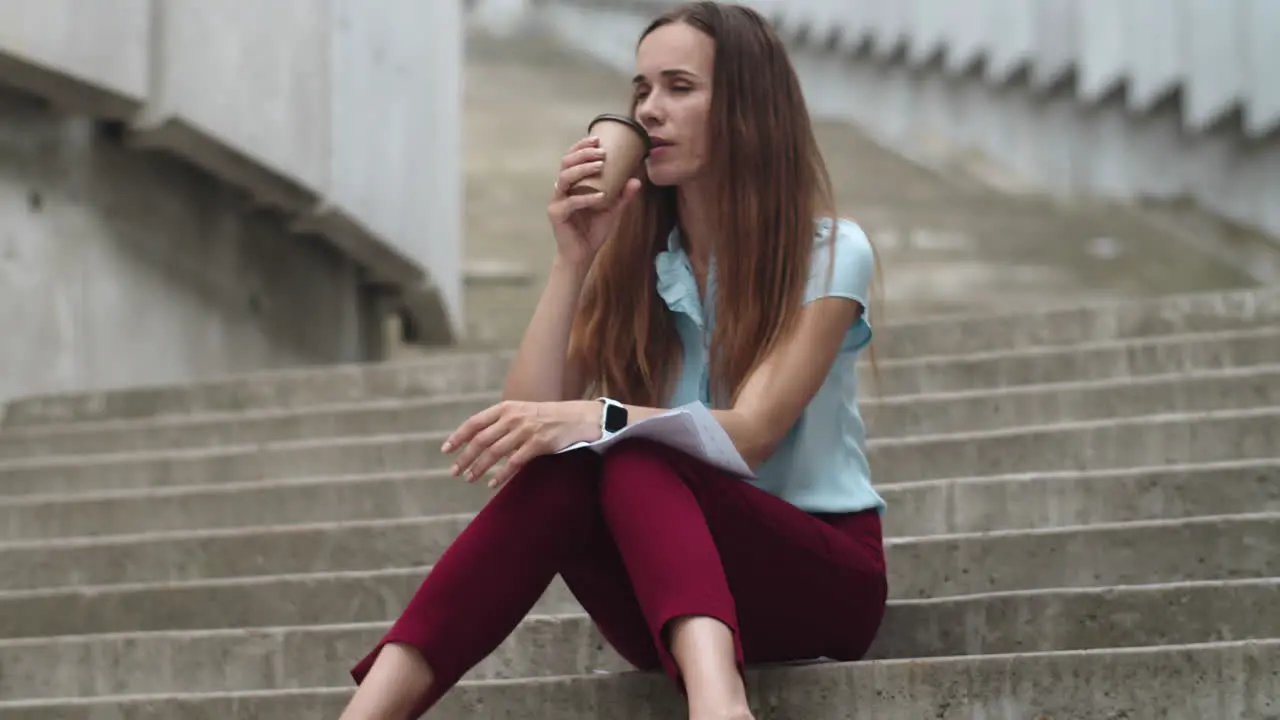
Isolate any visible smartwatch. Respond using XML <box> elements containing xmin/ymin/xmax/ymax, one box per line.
<box><xmin>597</xmin><ymin>397</ymin><xmax>628</xmax><ymax>439</ymax></box>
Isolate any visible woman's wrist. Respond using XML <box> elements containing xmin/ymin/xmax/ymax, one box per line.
<box><xmin>550</xmin><ymin>253</ymin><xmax>593</xmax><ymax>283</ymax></box>
<box><xmin>569</xmin><ymin>399</ymin><xmax>603</xmax><ymax>442</ymax></box>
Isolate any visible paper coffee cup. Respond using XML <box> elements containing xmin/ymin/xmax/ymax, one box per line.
<box><xmin>569</xmin><ymin>113</ymin><xmax>652</xmax><ymax>203</ymax></box>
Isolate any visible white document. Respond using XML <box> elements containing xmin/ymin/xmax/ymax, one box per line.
<box><xmin>555</xmin><ymin>402</ymin><xmax>755</xmax><ymax>478</ymax></box>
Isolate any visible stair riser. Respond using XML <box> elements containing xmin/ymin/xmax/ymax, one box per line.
<box><xmin>873</xmin><ymin>409</ymin><xmax>1278</xmax><ymax>483</ymax></box>
<box><xmin>3</xmin><ymin>290</ymin><xmax>1276</xmax><ymax>428</ymax></box>
<box><xmin>0</xmin><ymin>572</ymin><xmax>576</xmax><ymax>640</ymax></box>
<box><xmin>4</xmin><ymin>365</ymin><xmax>1278</xmax><ymax>461</ymax></box>
<box><xmin>1</xmin><ymin>410</ymin><xmax>1274</xmax><ymax>495</ymax></box>
<box><xmin>877</xmin><ymin>328</ymin><xmax>1279</xmax><ymax>396</ymax></box>
<box><xmin>880</xmin><ymin>287</ymin><xmax>1280</xmax><ymax>360</ymax></box>
<box><xmin>888</xmin><ymin>463</ymin><xmax>1280</xmax><ymax>537</ymax></box>
<box><xmin>867</xmin><ymin>367</ymin><xmax>1280</xmax><ymax>437</ymax></box>
<box><xmin>3</xmin><ymin>582</ymin><xmax>1273</xmax><ymax>700</ymax></box>
<box><xmin>3</xmin><ymin>461</ymin><xmax>1275</xmax><ymax>543</ymax></box>
<box><xmin>0</xmin><ymin>354</ymin><xmax>515</xmax><ymax>429</ymax></box>
<box><xmin>0</xmin><ymin>641</ymin><xmax>1273</xmax><ymax>719</ymax></box>
<box><xmin>0</xmin><ymin>397</ymin><xmax>490</xmax><ymax>460</ymax></box>
<box><xmin>1</xmin><ymin>516</ymin><xmax>1273</xmax><ymax>633</ymax></box>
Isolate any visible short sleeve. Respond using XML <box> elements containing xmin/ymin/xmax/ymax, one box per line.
<box><xmin>803</xmin><ymin>218</ymin><xmax>874</xmax><ymax>353</ymax></box>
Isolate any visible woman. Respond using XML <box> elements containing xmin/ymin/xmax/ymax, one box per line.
<box><xmin>340</xmin><ymin>2</ymin><xmax>887</xmax><ymax>718</ymax></box>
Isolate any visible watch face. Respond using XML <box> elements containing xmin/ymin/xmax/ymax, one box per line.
<box><xmin>604</xmin><ymin>402</ymin><xmax>628</xmax><ymax>432</ymax></box>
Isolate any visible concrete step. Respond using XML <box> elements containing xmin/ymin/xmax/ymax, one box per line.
<box><xmin>0</xmin><ymin>351</ymin><xmax>515</xmax><ymax>430</ymax></box>
<box><xmin>3</xmin><ymin>579</ymin><xmax>1274</xmax><ymax>700</ymax></box>
<box><xmin>871</xmin><ymin>407</ymin><xmax>1278</xmax><ymax>483</ymax></box>
<box><xmin>3</xmin><ymin>457</ymin><xmax>1274</xmax><ymax>543</ymax></box>
<box><xmin>3</xmin><ymin>289</ymin><xmax>1276</xmax><ymax>428</ymax></box>
<box><xmin>886</xmin><ymin>460</ymin><xmax>1280</xmax><ymax>538</ymax></box>
<box><xmin>0</xmin><ymin>567</ymin><xmax>573</xmax><ymax>639</ymax></box>
<box><xmin>0</xmin><ymin>638</ymin><xmax>1273</xmax><ymax>718</ymax></box>
<box><xmin>1</xmin><ymin>406</ymin><xmax>1274</xmax><ymax>496</ymax></box>
<box><xmin>0</xmin><ymin>393</ymin><xmax>495</xmax><ymax>461</ymax></box>
<box><xmin>876</xmin><ymin>325</ymin><xmax>1280</xmax><ymax>396</ymax></box>
<box><xmin>876</xmin><ymin>286</ymin><xmax>1277</xmax><ymax>358</ymax></box>
<box><xmin>6</xmin><ymin>501</ymin><xmax>1275</xmax><ymax>592</ymax></box>
<box><xmin>864</xmin><ymin>364</ymin><xmax>1280</xmax><ymax>436</ymax></box>
<box><xmin>4</xmin><ymin>363</ymin><xmax>1278</xmax><ymax>461</ymax></box>
<box><xmin>1</xmin><ymin>513</ymin><xmax>1273</xmax><ymax>631</ymax></box>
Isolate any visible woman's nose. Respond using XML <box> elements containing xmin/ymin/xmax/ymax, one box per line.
<box><xmin>635</xmin><ymin>97</ymin><xmax>662</xmax><ymax>128</ymax></box>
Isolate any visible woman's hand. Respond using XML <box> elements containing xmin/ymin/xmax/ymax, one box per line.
<box><xmin>441</xmin><ymin>400</ymin><xmax>602</xmax><ymax>489</ymax></box>
<box><xmin>549</xmin><ymin>136</ymin><xmax>643</xmax><ymax>268</ymax></box>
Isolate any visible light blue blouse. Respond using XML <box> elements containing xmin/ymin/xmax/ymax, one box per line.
<box><xmin>654</xmin><ymin>217</ymin><xmax>885</xmax><ymax>515</ymax></box>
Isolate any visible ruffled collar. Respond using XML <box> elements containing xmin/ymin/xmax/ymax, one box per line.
<box><xmin>654</xmin><ymin>226</ymin><xmax>709</xmax><ymax>328</ymax></box>
<box><xmin>654</xmin><ymin>218</ymin><xmax>837</xmax><ymax>334</ymax></box>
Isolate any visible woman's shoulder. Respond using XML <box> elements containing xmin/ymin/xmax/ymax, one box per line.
<box><xmin>812</xmin><ymin>216</ymin><xmax>872</xmax><ymax>252</ymax></box>
<box><xmin>804</xmin><ymin>217</ymin><xmax>876</xmax><ymax>305</ymax></box>
<box><xmin>810</xmin><ymin>217</ymin><xmax>875</xmax><ymax>271</ymax></box>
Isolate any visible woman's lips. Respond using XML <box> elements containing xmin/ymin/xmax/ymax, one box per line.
<box><xmin>649</xmin><ymin>143</ymin><xmax>673</xmax><ymax>158</ymax></box>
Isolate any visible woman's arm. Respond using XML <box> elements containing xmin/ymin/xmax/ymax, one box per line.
<box><xmin>503</xmin><ymin>137</ymin><xmax>643</xmax><ymax>403</ymax></box>
<box><xmin>500</xmin><ymin>256</ymin><xmax>589</xmax><ymax>403</ymax></box>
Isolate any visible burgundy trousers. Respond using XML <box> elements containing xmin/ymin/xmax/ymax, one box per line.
<box><xmin>350</xmin><ymin>438</ymin><xmax>888</xmax><ymax>715</ymax></box>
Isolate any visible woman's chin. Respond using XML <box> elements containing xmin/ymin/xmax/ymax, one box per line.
<box><xmin>643</xmin><ymin>165</ymin><xmax>683</xmax><ymax>188</ymax></box>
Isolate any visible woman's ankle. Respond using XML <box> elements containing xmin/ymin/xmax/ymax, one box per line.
<box><xmin>340</xmin><ymin>643</ymin><xmax>434</xmax><ymax>720</ymax></box>
<box><xmin>667</xmin><ymin>616</ymin><xmax>752</xmax><ymax>720</ymax></box>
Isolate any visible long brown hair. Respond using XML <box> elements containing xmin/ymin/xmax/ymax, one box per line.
<box><xmin>568</xmin><ymin>1</ymin><xmax>847</xmax><ymax>407</ymax></box>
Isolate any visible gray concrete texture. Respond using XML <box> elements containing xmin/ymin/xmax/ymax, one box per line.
<box><xmin>0</xmin><ymin>0</ymin><xmax>465</xmax><ymax>339</ymax></box>
<box><xmin>2</xmin><ymin>361</ymin><xmax>1280</xmax><ymax>456</ymax></box>
<box><xmin>0</xmin><ymin>506</ymin><xmax>1275</xmax><ymax>595</ymax></box>
<box><xmin>0</xmin><ymin>513</ymin><xmax>1275</xmax><ymax>640</ymax></box>
<box><xmin>1</xmin><ymin>459</ymin><xmax>1276</xmax><ymax>543</ymax></box>
<box><xmin>0</xmin><ymin>85</ymin><xmax>377</xmax><ymax>408</ymax></box>
<box><xmin>2</xmin><ymin>579</ymin><xmax>1276</xmax><ymax>700</ymax></box>
<box><xmin>0</xmin><ymin>640</ymin><xmax>1275</xmax><ymax>718</ymax></box>
<box><xmin>0</xmin><ymin>406</ymin><xmax>1275</xmax><ymax>496</ymax></box>
<box><xmin>2</xmin><ymin>363</ymin><xmax>1277</xmax><ymax>461</ymax></box>
<box><xmin>771</xmin><ymin>0</ymin><xmax>1280</xmax><ymax>244</ymax></box>
<box><xmin>4</xmin><ymin>319</ymin><xmax>1278</xmax><ymax>429</ymax></box>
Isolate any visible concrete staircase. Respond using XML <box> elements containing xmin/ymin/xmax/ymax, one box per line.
<box><xmin>0</xmin><ymin>287</ymin><xmax>1277</xmax><ymax>718</ymax></box>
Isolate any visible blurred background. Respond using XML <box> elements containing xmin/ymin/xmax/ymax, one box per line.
<box><xmin>1</xmin><ymin>0</ymin><xmax>1277</xmax><ymax>404</ymax></box>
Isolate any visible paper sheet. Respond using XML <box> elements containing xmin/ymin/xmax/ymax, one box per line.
<box><xmin>555</xmin><ymin>402</ymin><xmax>755</xmax><ymax>478</ymax></box>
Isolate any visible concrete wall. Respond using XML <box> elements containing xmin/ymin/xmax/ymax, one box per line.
<box><xmin>130</xmin><ymin>0</ymin><xmax>465</xmax><ymax>335</ymax></box>
<box><xmin>761</xmin><ymin>0</ymin><xmax>1280</xmax><ymax>241</ymax></box>
<box><xmin>0</xmin><ymin>0</ymin><xmax>150</xmax><ymax>119</ymax></box>
<box><xmin>0</xmin><ymin>0</ymin><xmax>463</xmax><ymax>402</ymax></box>
<box><xmin>0</xmin><ymin>86</ymin><xmax>374</xmax><ymax>404</ymax></box>
<box><xmin>536</xmin><ymin>0</ymin><xmax>1280</xmax><ymax>242</ymax></box>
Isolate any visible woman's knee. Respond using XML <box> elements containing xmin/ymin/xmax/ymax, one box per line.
<box><xmin>489</xmin><ymin>449</ymin><xmax>602</xmax><ymax>520</ymax></box>
<box><xmin>599</xmin><ymin>438</ymin><xmax>688</xmax><ymax>503</ymax></box>
<box><xmin>602</xmin><ymin>437</ymin><xmax>673</xmax><ymax>474</ymax></box>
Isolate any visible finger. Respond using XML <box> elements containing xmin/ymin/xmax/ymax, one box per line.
<box><xmin>451</xmin><ymin>414</ymin><xmax>517</xmax><ymax>477</ymax></box>
<box><xmin>554</xmin><ymin>160</ymin><xmax>605</xmax><ymax>195</ymax></box>
<box><xmin>442</xmin><ymin>402</ymin><xmax>505</xmax><ymax>454</ymax></box>
<box><xmin>488</xmin><ymin>441</ymin><xmax>542</xmax><ymax>490</ymax></box>
<box><xmin>548</xmin><ymin>191</ymin><xmax>608</xmax><ymax>223</ymax></box>
<box><xmin>559</xmin><ymin>145</ymin><xmax>606</xmax><ymax>172</ymax></box>
<box><xmin>561</xmin><ymin>139</ymin><xmax>604</xmax><ymax>166</ymax></box>
<box><xmin>464</xmin><ymin>426</ymin><xmax>529</xmax><ymax>483</ymax></box>
<box><xmin>607</xmin><ymin>178</ymin><xmax>643</xmax><ymax>215</ymax></box>
<box><xmin>566</xmin><ymin>135</ymin><xmax>601</xmax><ymax>156</ymax></box>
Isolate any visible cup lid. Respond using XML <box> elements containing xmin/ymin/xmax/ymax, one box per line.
<box><xmin>587</xmin><ymin>113</ymin><xmax>653</xmax><ymax>157</ymax></box>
